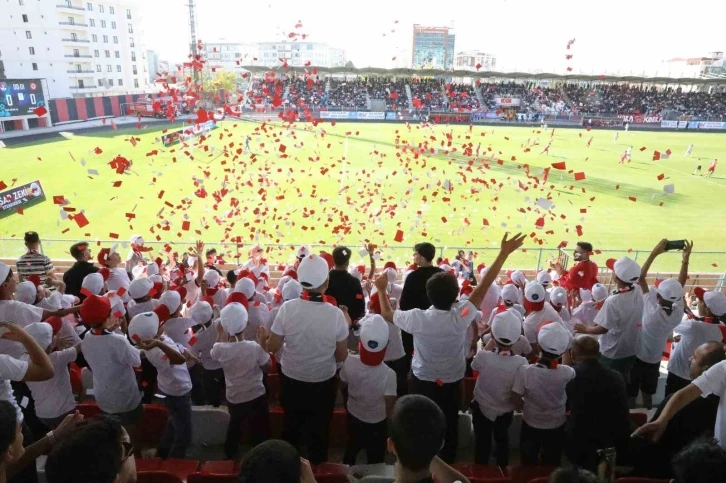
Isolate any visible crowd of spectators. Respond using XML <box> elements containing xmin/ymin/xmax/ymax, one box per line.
<box><xmin>287</xmin><ymin>76</ymin><xmax>326</xmax><ymax>108</ymax></box>
<box><xmin>326</xmin><ymin>79</ymin><xmax>368</xmax><ymax>109</ymax></box>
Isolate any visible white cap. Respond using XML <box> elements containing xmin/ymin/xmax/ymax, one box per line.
<box><xmin>131</xmin><ymin>265</ymin><xmax>146</xmax><ymax>280</ymax></box>
<box><xmin>491</xmin><ymin>310</ymin><xmax>523</xmax><ymax>346</ymax></box>
<box><xmin>128</xmin><ymin>278</ymin><xmax>154</xmax><ymax>299</ymax></box>
<box><xmin>550</xmin><ymin>287</ymin><xmax>568</xmax><ymax>307</ymax></box>
<box><xmin>146</xmin><ymin>262</ymin><xmax>159</xmax><ymax>277</ymax></box>
<box><xmin>704</xmin><ymin>292</ymin><xmax>726</xmax><ymax>317</ymax></box>
<box><xmin>203</xmin><ymin>270</ymin><xmax>221</xmax><ymax>287</ymax></box>
<box><xmin>512</xmin><ymin>304</ymin><xmax>526</xmax><ymax>318</ymax></box>
<box><xmin>537</xmin><ymin>322</ymin><xmax>572</xmax><ymax>355</ymax></box>
<box><xmin>128</xmin><ymin>312</ymin><xmax>160</xmax><ymax>343</ymax></box>
<box><xmin>25</xmin><ymin>322</ymin><xmax>54</xmax><ymax>351</ymax></box>
<box><xmin>348</xmin><ymin>266</ymin><xmax>363</xmax><ymax>281</ymax></box>
<box><xmin>234</xmin><ymin>278</ymin><xmax>256</xmax><ymax>298</ymax></box>
<box><xmin>298</xmin><ymin>254</ymin><xmax>329</xmax><ymax>289</ymax></box>
<box><xmin>524</xmin><ymin>281</ymin><xmax>546</xmax><ymax>303</ymax></box>
<box><xmin>501</xmin><ymin>284</ymin><xmax>519</xmax><ymax>304</ymax></box>
<box><xmin>16</xmin><ymin>281</ymin><xmax>37</xmax><ymax>305</ymax></box>
<box><xmin>511</xmin><ymin>270</ymin><xmax>527</xmax><ymax>286</ymax></box>
<box><xmin>536</xmin><ymin>270</ymin><xmax>552</xmax><ymax>287</ymax></box>
<box><xmin>189</xmin><ymin>301</ymin><xmax>213</xmax><ymax>325</ymax></box>
<box><xmin>613</xmin><ymin>257</ymin><xmax>641</xmax><ymax>284</ymax></box>
<box><xmin>282</xmin><ymin>279</ymin><xmax>302</xmax><ymax>301</ymax></box>
<box><xmin>591</xmin><ymin>283</ymin><xmax>609</xmax><ymax>302</ymax></box>
<box><xmin>296</xmin><ymin>245</ymin><xmax>311</xmax><ymax>258</ymax></box>
<box><xmin>82</xmin><ymin>273</ymin><xmax>104</xmax><ymax>296</ymax></box>
<box><xmin>384</xmin><ymin>267</ymin><xmax>397</xmax><ymax>285</ymax></box>
<box><xmin>131</xmin><ymin>235</ymin><xmax>144</xmax><ymax>246</ymax></box>
<box><xmin>579</xmin><ymin>288</ymin><xmax>593</xmax><ymax>303</ymax></box>
<box><xmin>220</xmin><ymin>302</ymin><xmax>248</xmax><ymax>335</ymax></box>
<box><xmin>160</xmin><ymin>290</ymin><xmax>182</xmax><ymax>314</ymax></box>
<box><xmin>0</xmin><ymin>262</ymin><xmax>10</xmax><ymax>283</ymax></box>
<box><xmin>359</xmin><ymin>314</ymin><xmax>389</xmax><ymax>365</ymax></box>
<box><xmin>656</xmin><ymin>279</ymin><xmax>683</xmax><ymax>303</ymax></box>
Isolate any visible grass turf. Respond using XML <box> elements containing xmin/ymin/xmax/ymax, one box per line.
<box><xmin>0</xmin><ymin>120</ymin><xmax>724</xmax><ymax>272</ymax></box>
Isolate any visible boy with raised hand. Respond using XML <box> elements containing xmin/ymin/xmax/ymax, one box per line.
<box><xmin>376</xmin><ymin>232</ymin><xmax>526</xmax><ymax>463</ymax></box>
<box><xmin>211</xmin><ymin>302</ymin><xmax>272</xmax><ymax>459</ymax></box>
<box><xmin>471</xmin><ymin>309</ymin><xmax>528</xmax><ymax>466</ymax></box>
<box><xmin>512</xmin><ymin>321</ymin><xmax>575</xmax><ymax>465</ymax></box>
<box><xmin>129</xmin><ymin>311</ymin><xmax>192</xmax><ymax>459</ymax></box>
<box><xmin>340</xmin><ymin>314</ymin><xmax>397</xmax><ymax>465</ymax></box>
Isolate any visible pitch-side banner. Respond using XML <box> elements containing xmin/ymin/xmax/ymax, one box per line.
<box><xmin>661</xmin><ymin>120</ymin><xmax>689</xmax><ymax>128</ymax></box>
<box><xmin>617</xmin><ymin>114</ymin><xmax>663</xmax><ymax>124</ymax></box>
<box><xmin>319</xmin><ymin>111</ymin><xmax>385</xmax><ymax>120</ymax></box>
<box><xmin>494</xmin><ymin>97</ymin><xmax>521</xmax><ymax>107</ymax></box>
<box><xmin>0</xmin><ymin>180</ymin><xmax>46</xmax><ymax>218</ymax></box>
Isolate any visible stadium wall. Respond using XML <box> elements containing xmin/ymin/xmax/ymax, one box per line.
<box><xmin>48</xmin><ymin>93</ymin><xmax>155</xmax><ymax>125</ymax></box>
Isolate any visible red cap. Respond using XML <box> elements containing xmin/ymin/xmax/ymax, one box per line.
<box><xmin>694</xmin><ymin>287</ymin><xmax>706</xmax><ymax>302</ymax></box>
<box><xmin>369</xmin><ymin>292</ymin><xmax>381</xmax><ymax>314</ymax></box>
<box><xmin>44</xmin><ymin>316</ymin><xmax>63</xmax><ymax>335</ymax></box>
<box><xmin>150</xmin><ymin>281</ymin><xmax>163</xmax><ymax>299</ymax></box>
<box><xmin>27</xmin><ymin>274</ymin><xmax>41</xmax><ymax>288</ymax></box>
<box><xmin>356</xmin><ymin>265</ymin><xmax>366</xmax><ymax>274</ymax></box>
<box><xmin>605</xmin><ymin>258</ymin><xmax>617</xmax><ymax>271</ymax></box>
<box><xmin>153</xmin><ymin>304</ymin><xmax>171</xmax><ymax>324</ymax></box>
<box><xmin>97</xmin><ymin>248</ymin><xmax>111</xmax><ymax>267</ymax></box>
<box><xmin>383</xmin><ymin>262</ymin><xmax>397</xmax><ymax>271</ymax></box>
<box><xmin>98</xmin><ymin>267</ymin><xmax>111</xmax><ymax>281</ymax></box>
<box><xmin>225</xmin><ymin>291</ymin><xmax>249</xmax><ymax>309</ymax></box>
<box><xmin>174</xmin><ymin>286</ymin><xmax>187</xmax><ymax>301</ymax></box>
<box><xmin>320</xmin><ymin>252</ymin><xmax>334</xmax><ymax>270</ymax></box>
<box><xmin>407</xmin><ymin>264</ymin><xmax>417</xmax><ymax>271</ymax></box>
<box><xmin>80</xmin><ymin>294</ymin><xmax>112</xmax><ymax>327</ymax></box>
<box><xmin>359</xmin><ymin>341</ymin><xmax>387</xmax><ymax>366</ymax></box>
<box><xmin>201</xmin><ymin>295</ymin><xmax>215</xmax><ymax>307</ymax></box>
<box><xmin>476</xmin><ymin>263</ymin><xmax>486</xmax><ymax>273</ymax></box>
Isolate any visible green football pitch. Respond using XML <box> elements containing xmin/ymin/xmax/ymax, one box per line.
<box><xmin>0</xmin><ymin>120</ymin><xmax>724</xmax><ymax>272</ymax></box>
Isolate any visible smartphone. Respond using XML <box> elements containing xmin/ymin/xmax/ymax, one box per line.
<box><xmin>665</xmin><ymin>240</ymin><xmax>686</xmax><ymax>251</ymax></box>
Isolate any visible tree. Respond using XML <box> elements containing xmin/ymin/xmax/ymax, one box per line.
<box><xmin>344</xmin><ymin>61</ymin><xmax>356</xmax><ymax>69</ymax></box>
<box><xmin>202</xmin><ymin>71</ymin><xmax>237</xmax><ymax>93</ymax></box>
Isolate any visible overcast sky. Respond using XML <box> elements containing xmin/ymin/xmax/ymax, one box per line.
<box><xmin>140</xmin><ymin>0</ymin><xmax>725</xmax><ymax>74</ymax></box>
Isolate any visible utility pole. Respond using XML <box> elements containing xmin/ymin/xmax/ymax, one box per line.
<box><xmin>185</xmin><ymin>0</ymin><xmax>200</xmax><ymax>84</ymax></box>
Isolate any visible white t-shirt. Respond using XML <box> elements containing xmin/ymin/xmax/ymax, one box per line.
<box><xmin>512</xmin><ymin>363</ymin><xmax>576</xmax><ymax>429</ymax></box>
<box><xmin>0</xmin><ymin>355</ymin><xmax>28</xmax><ymax>421</ymax></box>
<box><xmin>393</xmin><ymin>300</ymin><xmax>476</xmax><ymax>383</ymax></box>
<box><xmin>478</xmin><ymin>284</ymin><xmax>501</xmax><ymax>332</ymax></box>
<box><xmin>554</xmin><ymin>305</ymin><xmax>571</xmax><ymax>324</ymax></box>
<box><xmin>244</xmin><ymin>300</ymin><xmax>270</xmax><ymax>342</ymax></box>
<box><xmin>193</xmin><ymin>320</ymin><xmax>223</xmax><ymax>371</ymax></box>
<box><xmin>0</xmin><ymin>300</ymin><xmax>44</xmax><ymax>359</ymax></box>
<box><xmin>107</xmin><ymin>267</ymin><xmax>132</xmax><ymax>303</ymax></box>
<box><xmin>595</xmin><ymin>287</ymin><xmax>644</xmax><ymax>359</ymax></box>
<box><xmin>693</xmin><ymin>360</ymin><xmax>726</xmax><ymax>448</ymax></box>
<box><xmin>571</xmin><ymin>302</ymin><xmax>601</xmax><ymax>327</ymax></box>
<box><xmin>163</xmin><ymin>317</ymin><xmax>196</xmax><ymax>354</ymax></box>
<box><xmin>26</xmin><ymin>348</ymin><xmax>77</xmax><ymax>419</ymax></box>
<box><xmin>271</xmin><ymin>298</ymin><xmax>349</xmax><ymax>383</ymax></box>
<box><xmin>383</xmin><ymin>322</ymin><xmax>406</xmax><ymax>362</ymax></box>
<box><xmin>471</xmin><ymin>350</ymin><xmax>527</xmax><ymax>421</ymax></box>
<box><xmin>211</xmin><ymin>340</ymin><xmax>269</xmax><ymax>404</ymax></box>
<box><xmin>82</xmin><ymin>331</ymin><xmax>142</xmax><ymax>414</ymax></box>
<box><xmin>636</xmin><ymin>288</ymin><xmax>684</xmax><ymax>364</ymax></box>
<box><xmin>144</xmin><ymin>335</ymin><xmax>192</xmax><ymax>397</ymax></box>
<box><xmin>523</xmin><ymin>304</ymin><xmax>564</xmax><ymax>344</ymax></box>
<box><xmin>668</xmin><ymin>319</ymin><xmax>725</xmax><ymax>380</ymax></box>
<box><xmin>483</xmin><ymin>334</ymin><xmax>534</xmax><ymax>357</ymax></box>
<box><xmin>339</xmin><ymin>355</ymin><xmax>396</xmax><ymax>424</ymax></box>
<box><xmin>127</xmin><ymin>299</ymin><xmax>160</xmax><ymax>319</ymax></box>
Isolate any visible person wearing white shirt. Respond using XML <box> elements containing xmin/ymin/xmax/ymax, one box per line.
<box><xmin>575</xmin><ymin>256</ymin><xmax>644</xmax><ymax>379</ymax></box>
<box><xmin>377</xmin><ymin>232</ymin><xmax>526</xmax><ymax>463</ymax></box>
<box><xmin>126</xmin><ymin>278</ymin><xmax>161</xmax><ymax>319</ymax></box>
<box><xmin>629</xmin><ymin>240</ymin><xmax>691</xmax><ymax>409</ymax></box>
<box><xmin>340</xmin><ymin>315</ymin><xmax>397</xmax><ymax>465</ymax></box>
<box><xmin>266</xmin><ymin>254</ymin><xmax>350</xmax><ymax>464</ymax></box>
<box><xmin>471</xmin><ymin>310</ymin><xmax>528</xmax><ymax>466</ymax></box>
<box><xmin>570</xmin><ymin>283</ymin><xmax>608</xmax><ymax>331</ymax></box>
<box><xmin>129</xmin><ymin>311</ymin><xmax>192</xmax><ymax>459</ymax></box>
<box><xmin>189</xmin><ymin>301</ymin><xmax>225</xmax><ymax>407</ymax></box>
<box><xmin>211</xmin><ymin>302</ymin><xmax>272</xmax><ymax>459</ymax></box>
<box><xmin>98</xmin><ymin>246</ymin><xmax>132</xmax><ymax>304</ymax></box>
<box><xmin>369</xmin><ymin>290</ymin><xmax>407</xmax><ymax>397</ymax></box>
<box><xmin>512</xmin><ymin>321</ymin><xmax>576</xmax><ymax>465</ymax></box>
<box><xmin>523</xmin><ymin>281</ymin><xmax>565</xmax><ymax>346</ymax></box>
<box><xmin>666</xmin><ymin>288</ymin><xmax>726</xmax><ymax>396</ymax></box>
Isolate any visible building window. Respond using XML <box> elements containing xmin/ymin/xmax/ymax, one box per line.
<box><xmin>76</xmin><ymin>64</ymin><xmax>81</xmax><ymax>72</ymax></box>
<box><xmin>32</xmin><ymin>62</ymin><xmax>38</xmax><ymax>70</ymax></box>
<box><xmin>115</xmin><ymin>51</ymin><xmax>119</xmax><ymax>58</ymax></box>
<box><xmin>73</xmin><ymin>48</ymin><xmax>79</xmax><ymax>56</ymax></box>
<box><xmin>107</xmin><ymin>64</ymin><xmax>112</xmax><ymax>72</ymax></box>
<box><xmin>94</xmin><ymin>49</ymin><xmax>99</xmax><ymax>57</ymax></box>
<box><xmin>116</xmin><ymin>65</ymin><xmax>121</xmax><ymax>72</ymax></box>
<box><xmin>101</xmin><ymin>20</ymin><xmax>106</xmax><ymax>28</ymax></box>
<box><xmin>99</xmin><ymin>4</ymin><xmax>104</xmax><ymax>13</ymax></box>
<box><xmin>134</xmin><ymin>79</ymin><xmax>139</xmax><ymax>88</ymax></box>
<box><xmin>29</xmin><ymin>46</ymin><xmax>35</xmax><ymax>55</ymax></box>
<box><xmin>68</xmin><ymin>17</ymin><xmax>74</xmax><ymax>24</ymax></box>
<box><xmin>25</xmin><ymin>31</ymin><xmax>32</xmax><ymax>39</ymax></box>
<box><xmin>98</xmin><ymin>79</ymin><xmax>103</xmax><ymax>86</ymax></box>
<box><xmin>89</xmin><ymin>18</ymin><xmax>95</xmax><ymax>26</ymax></box>
<box><xmin>96</xmin><ymin>64</ymin><xmax>101</xmax><ymax>72</ymax></box>
<box><xmin>128</xmin><ymin>24</ymin><xmax>133</xmax><ymax>33</ymax></box>
<box><xmin>22</xmin><ymin>14</ymin><xmax>28</xmax><ymax>22</ymax></box>
<box><xmin>113</xmin><ymin>36</ymin><xmax>118</xmax><ymax>43</ymax></box>
<box><xmin>108</xmin><ymin>79</ymin><xmax>113</xmax><ymax>86</ymax></box>
<box><xmin>104</xmin><ymin>49</ymin><xmax>110</xmax><ymax>57</ymax></box>
<box><xmin>70</xmin><ymin>32</ymin><xmax>77</xmax><ymax>40</ymax></box>
<box><xmin>87</xmin><ymin>2</ymin><xmax>92</xmax><ymax>10</ymax></box>
<box><xmin>65</xmin><ymin>0</ymin><xmax>71</xmax><ymax>6</ymax></box>
<box><xmin>109</xmin><ymin>6</ymin><xmax>114</xmax><ymax>14</ymax></box>
<box><xmin>118</xmin><ymin>79</ymin><xmax>123</xmax><ymax>86</ymax></box>
<box><xmin>103</xmin><ymin>35</ymin><xmax>108</xmax><ymax>43</ymax></box>
<box><xmin>78</xmin><ymin>80</ymin><xmax>84</xmax><ymax>88</ymax></box>
<box><xmin>131</xmin><ymin>52</ymin><xmax>136</xmax><ymax>61</ymax></box>
<box><xmin>126</xmin><ymin>8</ymin><xmax>131</xmax><ymax>19</ymax></box>
<box><xmin>111</xmin><ymin>21</ymin><xmax>116</xmax><ymax>29</ymax></box>
<box><xmin>19</xmin><ymin>0</ymin><xmax>24</xmax><ymax>5</ymax></box>
<box><xmin>92</xmin><ymin>34</ymin><xmax>97</xmax><ymax>41</ymax></box>
<box><xmin>132</xmin><ymin>65</ymin><xmax>137</xmax><ymax>75</ymax></box>
<box><xmin>129</xmin><ymin>37</ymin><xmax>134</xmax><ymax>48</ymax></box>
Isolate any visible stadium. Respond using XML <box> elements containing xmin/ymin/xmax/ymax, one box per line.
<box><xmin>2</xmin><ymin>2</ymin><xmax>726</xmax><ymax>483</ymax></box>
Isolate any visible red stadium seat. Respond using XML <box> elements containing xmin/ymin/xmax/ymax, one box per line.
<box><xmin>526</xmin><ymin>478</ymin><xmax>549</xmax><ymax>483</ymax></box>
<box><xmin>199</xmin><ymin>461</ymin><xmax>238</xmax><ymax>475</ymax></box>
<box><xmin>267</xmin><ymin>373</ymin><xmax>281</xmax><ymax>407</ymax></box>
<box><xmin>139</xmin><ymin>404</ymin><xmax>170</xmax><ymax>449</ymax></box>
<box><xmin>451</xmin><ymin>465</ymin><xmax>504</xmax><ymax>478</ymax></box>
<box><xmin>506</xmin><ymin>465</ymin><xmax>557</xmax><ymax>483</ymax></box>
<box><xmin>328</xmin><ymin>409</ymin><xmax>348</xmax><ymax>447</ymax></box>
<box><xmin>313</xmin><ymin>463</ymin><xmax>349</xmax><ymax>476</ymax></box>
<box><xmin>615</xmin><ymin>478</ymin><xmax>671</xmax><ymax>483</ymax></box>
<box><xmin>136</xmin><ymin>471</ymin><xmax>183</xmax><ymax>483</ymax></box>
<box><xmin>630</xmin><ymin>412</ymin><xmax>648</xmax><ymax>429</ymax></box>
<box><xmin>135</xmin><ymin>458</ymin><xmax>162</xmax><ymax>472</ymax></box>
<box><xmin>469</xmin><ymin>478</ymin><xmax>512</xmax><ymax>483</ymax></box>
<box><xmin>75</xmin><ymin>402</ymin><xmax>102</xmax><ymax>419</ymax></box>
<box><xmin>188</xmin><ymin>474</ymin><xmax>238</xmax><ymax>483</ymax></box>
<box><xmin>314</xmin><ymin>475</ymin><xmax>351</xmax><ymax>483</ymax></box>
<box><xmin>69</xmin><ymin>362</ymin><xmax>82</xmax><ymax>394</ymax></box>
<box><xmin>159</xmin><ymin>459</ymin><xmax>200</xmax><ymax>481</ymax></box>
<box><xmin>270</xmin><ymin>406</ymin><xmax>284</xmax><ymax>439</ymax></box>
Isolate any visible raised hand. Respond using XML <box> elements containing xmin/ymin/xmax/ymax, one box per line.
<box><xmin>374</xmin><ymin>274</ymin><xmax>389</xmax><ymax>293</ymax></box>
<box><xmin>501</xmin><ymin>232</ymin><xmax>526</xmax><ymax>256</ymax></box>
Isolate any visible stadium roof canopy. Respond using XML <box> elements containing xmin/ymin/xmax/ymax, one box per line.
<box><xmin>240</xmin><ymin>66</ymin><xmax>726</xmax><ymax>85</ymax></box>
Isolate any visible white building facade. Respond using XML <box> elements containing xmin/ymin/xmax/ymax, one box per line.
<box><xmin>257</xmin><ymin>41</ymin><xmax>346</xmax><ymax>68</ymax></box>
<box><xmin>201</xmin><ymin>41</ymin><xmax>259</xmax><ymax>72</ymax></box>
<box><xmin>454</xmin><ymin>51</ymin><xmax>497</xmax><ymax>71</ymax></box>
<box><xmin>147</xmin><ymin>49</ymin><xmax>159</xmax><ymax>83</ymax></box>
<box><xmin>0</xmin><ymin>0</ymin><xmax>150</xmax><ymax>99</ymax></box>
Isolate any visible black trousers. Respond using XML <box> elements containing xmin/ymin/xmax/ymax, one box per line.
<box><xmin>401</xmin><ymin>330</ymin><xmax>414</xmax><ymax>384</ymax></box>
<box><xmin>665</xmin><ymin>372</ymin><xmax>691</xmax><ymax>397</ymax></box>
<box><xmin>280</xmin><ymin>372</ymin><xmax>336</xmax><ymax>464</ymax></box>
<box><xmin>471</xmin><ymin>403</ymin><xmax>514</xmax><ymax>466</ymax></box>
<box><xmin>225</xmin><ymin>394</ymin><xmax>270</xmax><ymax>459</ymax></box>
<box><xmin>188</xmin><ymin>364</ymin><xmax>205</xmax><ymax>406</ymax></box>
<box><xmin>343</xmin><ymin>413</ymin><xmax>388</xmax><ymax>465</ymax></box>
<box><xmin>520</xmin><ymin>421</ymin><xmax>565</xmax><ymax>466</ymax></box>
<box><xmin>385</xmin><ymin>357</ymin><xmax>409</xmax><ymax>397</ymax></box>
<box><xmin>411</xmin><ymin>375</ymin><xmax>461</xmax><ymax>463</ymax></box>
<box><xmin>202</xmin><ymin>367</ymin><xmax>225</xmax><ymax>407</ymax></box>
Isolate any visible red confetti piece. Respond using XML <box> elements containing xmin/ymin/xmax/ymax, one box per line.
<box><xmin>182</xmin><ymin>221</ymin><xmax>190</xmax><ymax>231</ymax></box>
<box><xmin>394</xmin><ymin>230</ymin><xmax>404</xmax><ymax>243</ymax></box>
<box><xmin>629</xmin><ymin>197</ymin><xmax>637</xmax><ymax>202</ymax></box>
<box><xmin>33</xmin><ymin>106</ymin><xmax>47</xmax><ymax>117</ymax></box>
<box><xmin>0</xmin><ymin>181</ymin><xmax>6</xmax><ymax>190</ymax></box>
<box><xmin>74</xmin><ymin>213</ymin><xmax>89</xmax><ymax>228</ymax></box>
<box><xmin>551</xmin><ymin>161</ymin><xmax>567</xmax><ymax>170</ymax></box>
<box><xmin>657</xmin><ymin>173</ymin><xmax>665</xmax><ymax>180</ymax></box>
<box><xmin>574</xmin><ymin>172</ymin><xmax>586</xmax><ymax>181</ymax></box>
<box><xmin>639</xmin><ymin>146</ymin><xmax>647</xmax><ymax>151</ymax></box>
<box><xmin>576</xmin><ymin>225</ymin><xmax>583</xmax><ymax>236</ymax></box>
<box><xmin>652</xmin><ymin>151</ymin><xmax>661</xmax><ymax>161</ymax></box>
<box><xmin>109</xmin><ymin>233</ymin><xmax>119</xmax><ymax>239</ymax></box>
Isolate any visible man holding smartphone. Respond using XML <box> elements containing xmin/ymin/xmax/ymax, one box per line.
<box><xmin>553</xmin><ymin>241</ymin><xmax>599</xmax><ymax>302</ymax></box>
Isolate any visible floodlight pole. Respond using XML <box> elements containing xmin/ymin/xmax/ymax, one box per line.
<box><xmin>186</xmin><ymin>0</ymin><xmax>200</xmax><ymax>84</ymax></box>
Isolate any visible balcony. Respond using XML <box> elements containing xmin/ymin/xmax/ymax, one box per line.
<box><xmin>62</xmin><ymin>38</ymin><xmax>90</xmax><ymax>43</ymax></box>
<box><xmin>59</xmin><ymin>21</ymin><xmax>89</xmax><ymax>27</ymax></box>
<box><xmin>67</xmin><ymin>69</ymin><xmax>94</xmax><ymax>73</ymax></box>
<box><xmin>64</xmin><ymin>54</ymin><xmax>92</xmax><ymax>58</ymax></box>
<box><xmin>69</xmin><ymin>85</ymin><xmax>95</xmax><ymax>90</ymax></box>
<box><xmin>56</xmin><ymin>4</ymin><xmax>86</xmax><ymax>10</ymax></box>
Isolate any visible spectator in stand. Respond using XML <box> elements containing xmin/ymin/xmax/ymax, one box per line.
<box><xmin>666</xmin><ymin>288</ymin><xmax>726</xmax><ymax>396</ymax></box>
<box><xmin>237</xmin><ymin>439</ymin><xmax>317</xmax><ymax>483</ymax></box>
<box><xmin>629</xmin><ymin>240</ymin><xmax>691</xmax><ymax>409</ymax></box>
<box><xmin>15</xmin><ymin>231</ymin><xmax>62</xmax><ymax>292</ymax></box>
<box><xmin>631</xmin><ymin>341</ymin><xmax>725</xmax><ymax>479</ymax></box>
<box><xmin>266</xmin><ymin>254</ymin><xmax>349</xmax><ymax>464</ymax></box>
<box><xmin>62</xmin><ymin>242</ymin><xmax>98</xmax><ymax>300</ymax></box>
<box><xmin>575</xmin><ymin>256</ymin><xmax>644</xmax><ymax>379</ymax></box>
<box><xmin>552</xmin><ymin>242</ymin><xmax>598</xmax><ymax>303</ymax></box>
<box><xmin>325</xmin><ymin>246</ymin><xmax>366</xmax><ymax>323</ymax></box>
<box><xmin>566</xmin><ymin>336</ymin><xmax>630</xmax><ymax>472</ymax></box>
<box><xmin>205</xmin><ymin>248</ymin><xmax>223</xmax><ymax>277</ymax></box>
<box><xmin>377</xmin><ymin>233</ymin><xmax>526</xmax><ymax>463</ymax></box>
<box><xmin>125</xmin><ymin>235</ymin><xmax>147</xmax><ymax>275</ymax></box>
<box><xmin>671</xmin><ymin>439</ymin><xmax>726</xmax><ymax>483</ymax></box>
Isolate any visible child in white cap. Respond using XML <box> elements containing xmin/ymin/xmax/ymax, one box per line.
<box><xmin>98</xmin><ymin>245</ymin><xmax>131</xmax><ymax>303</ymax></box>
<box><xmin>125</xmin><ymin>235</ymin><xmax>148</xmax><ymax>274</ymax></box>
<box><xmin>266</xmin><ymin>279</ymin><xmax>302</xmax><ymax>367</ymax></box>
<box><xmin>575</xmin><ymin>256</ymin><xmax>644</xmax><ymax>378</ymax></box>
<box><xmin>471</xmin><ymin>309</ymin><xmax>528</xmax><ymax>466</ymax></box>
<box><xmin>126</xmin><ymin>278</ymin><xmax>160</xmax><ymax>319</ymax></box>
<box><xmin>512</xmin><ymin>321</ymin><xmax>575</xmax><ymax>465</ymax></box>
<box><xmin>211</xmin><ymin>302</ymin><xmax>271</xmax><ymax>459</ymax></box>
<box><xmin>339</xmin><ymin>314</ymin><xmax>397</xmax><ymax>465</ymax></box>
<box><xmin>549</xmin><ymin>286</ymin><xmax>571</xmax><ymax>324</ymax></box>
<box><xmin>129</xmin><ymin>311</ymin><xmax>192</xmax><ymax>459</ymax></box>
<box><xmin>570</xmin><ymin>283</ymin><xmax>609</xmax><ymax>330</ymax></box>
<box><xmin>523</xmin><ymin>281</ymin><xmax>564</xmax><ymax>347</ymax></box>
<box><xmin>188</xmin><ymin>300</ymin><xmax>225</xmax><ymax>407</ymax></box>
<box><xmin>233</xmin><ymin>277</ymin><xmax>270</xmax><ymax>342</ymax></box>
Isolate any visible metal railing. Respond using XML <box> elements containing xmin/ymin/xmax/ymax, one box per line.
<box><xmin>56</xmin><ymin>4</ymin><xmax>86</xmax><ymax>10</ymax></box>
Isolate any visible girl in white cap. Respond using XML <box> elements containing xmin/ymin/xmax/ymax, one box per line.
<box><xmin>187</xmin><ymin>300</ymin><xmax>225</xmax><ymax>407</ymax></box>
<box><xmin>126</xmin><ymin>278</ymin><xmax>160</xmax><ymax>319</ymax></box>
<box><xmin>512</xmin><ymin>321</ymin><xmax>575</xmax><ymax>465</ymax></box>
<box><xmin>522</xmin><ymin>281</ymin><xmax>564</xmax><ymax>349</ymax></box>
<box><xmin>233</xmin><ymin>277</ymin><xmax>270</xmax><ymax>342</ymax></box>
<box><xmin>471</xmin><ymin>309</ymin><xmax>528</xmax><ymax>466</ymax></box>
<box><xmin>575</xmin><ymin>256</ymin><xmax>644</xmax><ymax>378</ymax></box>
<box><xmin>211</xmin><ymin>302</ymin><xmax>272</xmax><ymax>459</ymax></box>
<box><xmin>129</xmin><ymin>311</ymin><xmax>192</xmax><ymax>459</ymax></box>
<box><xmin>570</xmin><ymin>283</ymin><xmax>609</xmax><ymax>330</ymax></box>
